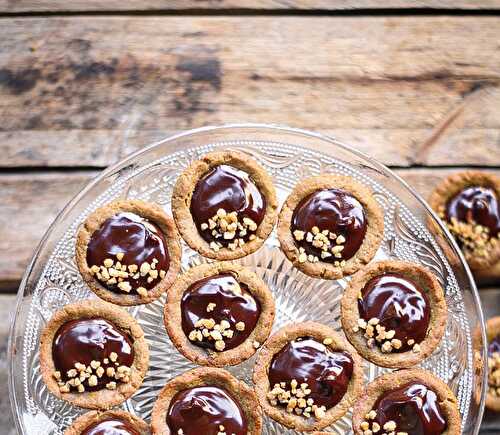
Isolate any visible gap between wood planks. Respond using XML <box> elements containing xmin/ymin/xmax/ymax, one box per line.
<box><xmin>1</xmin><ymin>8</ymin><xmax>500</xmax><ymax>18</ymax></box>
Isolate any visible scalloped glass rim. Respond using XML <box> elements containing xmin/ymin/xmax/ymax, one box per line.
<box><xmin>8</xmin><ymin>123</ymin><xmax>487</xmax><ymax>434</ymax></box>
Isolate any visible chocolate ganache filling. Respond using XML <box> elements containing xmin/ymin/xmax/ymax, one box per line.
<box><xmin>291</xmin><ymin>189</ymin><xmax>367</xmax><ymax>262</ymax></box>
<box><xmin>358</xmin><ymin>273</ymin><xmax>430</xmax><ymax>352</ymax></box>
<box><xmin>489</xmin><ymin>334</ymin><xmax>500</xmax><ymax>357</ymax></box>
<box><xmin>445</xmin><ymin>186</ymin><xmax>500</xmax><ymax>238</ymax></box>
<box><xmin>52</xmin><ymin>318</ymin><xmax>134</xmax><ymax>392</ymax></box>
<box><xmin>82</xmin><ymin>418</ymin><xmax>140</xmax><ymax>435</ymax></box>
<box><xmin>268</xmin><ymin>337</ymin><xmax>354</xmax><ymax>410</ymax></box>
<box><xmin>373</xmin><ymin>382</ymin><xmax>447</xmax><ymax>435</ymax></box>
<box><xmin>166</xmin><ymin>385</ymin><xmax>248</xmax><ymax>435</ymax></box>
<box><xmin>181</xmin><ymin>273</ymin><xmax>261</xmax><ymax>352</ymax></box>
<box><xmin>86</xmin><ymin>212</ymin><xmax>169</xmax><ymax>294</ymax></box>
<box><xmin>190</xmin><ymin>164</ymin><xmax>266</xmax><ymax>246</ymax></box>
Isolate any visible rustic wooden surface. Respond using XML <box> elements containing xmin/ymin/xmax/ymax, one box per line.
<box><xmin>1</xmin><ymin>14</ymin><xmax>500</xmax><ymax>292</ymax></box>
<box><xmin>1</xmin><ymin>16</ymin><xmax>500</xmax><ymax>170</ymax></box>
<box><xmin>1</xmin><ymin>4</ymin><xmax>500</xmax><ymax>431</ymax></box>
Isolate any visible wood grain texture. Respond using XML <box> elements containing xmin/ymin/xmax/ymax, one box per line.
<box><xmin>0</xmin><ymin>0</ymin><xmax>499</xmax><ymax>12</ymax></box>
<box><xmin>1</xmin><ymin>168</ymin><xmax>499</xmax><ymax>291</ymax></box>
<box><xmin>0</xmin><ymin>171</ymin><xmax>96</xmax><ymax>290</ymax></box>
<box><xmin>1</xmin><ymin>16</ymin><xmax>500</xmax><ymax>168</ymax></box>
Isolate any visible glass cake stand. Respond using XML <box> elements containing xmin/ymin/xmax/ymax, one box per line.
<box><xmin>8</xmin><ymin>124</ymin><xmax>487</xmax><ymax>434</ymax></box>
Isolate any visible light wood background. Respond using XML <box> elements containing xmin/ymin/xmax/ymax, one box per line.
<box><xmin>1</xmin><ymin>2</ymin><xmax>500</xmax><ymax>432</ymax></box>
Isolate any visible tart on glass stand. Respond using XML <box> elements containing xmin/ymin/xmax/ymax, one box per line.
<box><xmin>278</xmin><ymin>175</ymin><xmax>384</xmax><ymax>279</ymax></box>
<box><xmin>341</xmin><ymin>260</ymin><xmax>447</xmax><ymax>368</ymax></box>
<box><xmin>64</xmin><ymin>410</ymin><xmax>149</xmax><ymax>435</ymax></box>
<box><xmin>39</xmin><ymin>300</ymin><xmax>149</xmax><ymax>409</ymax></box>
<box><xmin>76</xmin><ymin>199</ymin><xmax>181</xmax><ymax>306</ymax></box>
<box><xmin>253</xmin><ymin>321</ymin><xmax>363</xmax><ymax>432</ymax></box>
<box><xmin>172</xmin><ymin>150</ymin><xmax>278</xmax><ymax>260</ymax></box>
<box><xmin>429</xmin><ymin>171</ymin><xmax>500</xmax><ymax>272</ymax></box>
<box><xmin>151</xmin><ymin>367</ymin><xmax>262</xmax><ymax>435</ymax></box>
<box><xmin>351</xmin><ymin>368</ymin><xmax>461</xmax><ymax>435</ymax></box>
<box><xmin>164</xmin><ymin>261</ymin><xmax>275</xmax><ymax>366</ymax></box>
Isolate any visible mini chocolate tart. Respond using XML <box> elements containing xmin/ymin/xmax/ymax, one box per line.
<box><xmin>76</xmin><ymin>199</ymin><xmax>182</xmax><ymax>306</ymax></box>
<box><xmin>171</xmin><ymin>151</ymin><xmax>278</xmax><ymax>260</ymax></box>
<box><xmin>64</xmin><ymin>410</ymin><xmax>150</xmax><ymax>435</ymax></box>
<box><xmin>253</xmin><ymin>322</ymin><xmax>363</xmax><ymax>432</ymax></box>
<box><xmin>40</xmin><ymin>300</ymin><xmax>149</xmax><ymax>409</ymax></box>
<box><xmin>151</xmin><ymin>367</ymin><xmax>262</xmax><ymax>435</ymax></box>
<box><xmin>278</xmin><ymin>175</ymin><xmax>384</xmax><ymax>279</ymax></box>
<box><xmin>429</xmin><ymin>171</ymin><xmax>500</xmax><ymax>271</ymax></box>
<box><xmin>341</xmin><ymin>260</ymin><xmax>447</xmax><ymax>368</ymax></box>
<box><xmin>164</xmin><ymin>261</ymin><xmax>275</xmax><ymax>366</ymax></box>
<box><xmin>486</xmin><ymin>316</ymin><xmax>500</xmax><ymax>412</ymax></box>
<box><xmin>352</xmin><ymin>368</ymin><xmax>461</xmax><ymax>435</ymax></box>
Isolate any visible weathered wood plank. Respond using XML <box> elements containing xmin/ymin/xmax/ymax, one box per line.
<box><xmin>0</xmin><ymin>0</ymin><xmax>499</xmax><ymax>12</ymax></box>
<box><xmin>1</xmin><ymin>168</ymin><xmax>499</xmax><ymax>291</ymax></box>
<box><xmin>1</xmin><ymin>16</ymin><xmax>499</xmax><ymax>168</ymax></box>
<box><xmin>0</xmin><ymin>171</ymin><xmax>97</xmax><ymax>291</ymax></box>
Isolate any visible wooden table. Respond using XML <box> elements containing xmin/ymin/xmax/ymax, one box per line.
<box><xmin>1</xmin><ymin>1</ymin><xmax>500</xmax><ymax>433</ymax></box>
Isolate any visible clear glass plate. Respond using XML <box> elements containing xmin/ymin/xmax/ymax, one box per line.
<box><xmin>8</xmin><ymin>124</ymin><xmax>487</xmax><ymax>434</ymax></box>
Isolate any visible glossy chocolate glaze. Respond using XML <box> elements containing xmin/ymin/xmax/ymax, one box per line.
<box><xmin>52</xmin><ymin>318</ymin><xmax>134</xmax><ymax>391</ymax></box>
<box><xmin>190</xmin><ymin>164</ymin><xmax>266</xmax><ymax>245</ymax></box>
<box><xmin>489</xmin><ymin>335</ymin><xmax>500</xmax><ymax>356</ymax></box>
<box><xmin>166</xmin><ymin>385</ymin><xmax>248</xmax><ymax>435</ymax></box>
<box><xmin>291</xmin><ymin>189</ymin><xmax>367</xmax><ymax>261</ymax></box>
<box><xmin>268</xmin><ymin>337</ymin><xmax>354</xmax><ymax>409</ymax></box>
<box><xmin>87</xmin><ymin>212</ymin><xmax>169</xmax><ymax>293</ymax></box>
<box><xmin>445</xmin><ymin>186</ymin><xmax>500</xmax><ymax>237</ymax></box>
<box><xmin>373</xmin><ymin>382</ymin><xmax>447</xmax><ymax>435</ymax></box>
<box><xmin>82</xmin><ymin>418</ymin><xmax>140</xmax><ymax>435</ymax></box>
<box><xmin>181</xmin><ymin>273</ymin><xmax>261</xmax><ymax>351</ymax></box>
<box><xmin>358</xmin><ymin>273</ymin><xmax>430</xmax><ymax>352</ymax></box>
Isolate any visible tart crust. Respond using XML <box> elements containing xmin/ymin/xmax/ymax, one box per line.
<box><xmin>76</xmin><ymin>199</ymin><xmax>182</xmax><ymax>306</ymax></box>
<box><xmin>341</xmin><ymin>260</ymin><xmax>447</xmax><ymax>368</ymax></box>
<box><xmin>171</xmin><ymin>151</ymin><xmax>278</xmax><ymax>260</ymax></box>
<box><xmin>486</xmin><ymin>316</ymin><xmax>500</xmax><ymax>412</ymax></box>
<box><xmin>150</xmin><ymin>367</ymin><xmax>263</xmax><ymax>435</ymax></box>
<box><xmin>253</xmin><ymin>321</ymin><xmax>364</xmax><ymax>432</ymax></box>
<box><xmin>277</xmin><ymin>175</ymin><xmax>384</xmax><ymax>279</ymax></box>
<box><xmin>39</xmin><ymin>300</ymin><xmax>149</xmax><ymax>409</ymax></box>
<box><xmin>64</xmin><ymin>410</ymin><xmax>150</xmax><ymax>434</ymax></box>
<box><xmin>428</xmin><ymin>171</ymin><xmax>500</xmax><ymax>271</ymax></box>
<box><xmin>351</xmin><ymin>368</ymin><xmax>461</xmax><ymax>435</ymax></box>
<box><xmin>164</xmin><ymin>261</ymin><xmax>275</xmax><ymax>367</ymax></box>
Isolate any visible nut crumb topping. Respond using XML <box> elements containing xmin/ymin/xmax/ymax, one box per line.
<box><xmin>355</xmin><ymin>317</ymin><xmax>421</xmax><ymax>355</ymax></box>
<box><xmin>488</xmin><ymin>351</ymin><xmax>500</xmax><ymax>398</ymax></box>
<box><xmin>294</xmin><ymin>227</ymin><xmax>347</xmax><ymax>266</ymax></box>
<box><xmin>89</xmin><ymin>253</ymin><xmax>166</xmax><ymax>296</ymax></box>
<box><xmin>53</xmin><ymin>353</ymin><xmax>132</xmax><ymax>394</ymax></box>
<box><xmin>360</xmin><ymin>410</ymin><xmax>407</xmax><ymax>435</ymax></box>
<box><xmin>438</xmin><ymin>206</ymin><xmax>499</xmax><ymax>260</ymax></box>
<box><xmin>267</xmin><ymin>379</ymin><xmax>327</xmax><ymax>420</ymax></box>
<box><xmin>201</xmin><ymin>208</ymin><xmax>259</xmax><ymax>251</ymax></box>
<box><xmin>186</xmin><ymin>282</ymin><xmax>255</xmax><ymax>353</ymax></box>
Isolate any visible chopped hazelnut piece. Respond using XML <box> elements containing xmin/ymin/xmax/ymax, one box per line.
<box><xmin>136</xmin><ymin>286</ymin><xmax>148</xmax><ymax>297</ymax></box>
<box><xmin>103</xmin><ymin>258</ymin><xmax>114</xmax><ymax>268</ymax></box>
